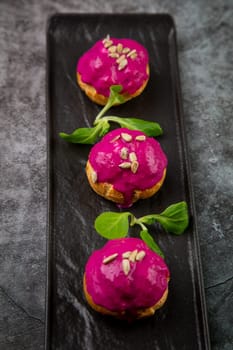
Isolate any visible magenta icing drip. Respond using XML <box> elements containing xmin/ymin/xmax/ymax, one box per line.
<box><xmin>88</xmin><ymin>128</ymin><xmax>167</xmax><ymax>206</ymax></box>
<box><xmin>85</xmin><ymin>238</ymin><xmax>170</xmax><ymax>312</ymax></box>
<box><xmin>77</xmin><ymin>38</ymin><xmax>149</xmax><ymax>96</ymax></box>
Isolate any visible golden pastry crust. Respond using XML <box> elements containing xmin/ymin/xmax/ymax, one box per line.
<box><xmin>86</xmin><ymin>160</ymin><xmax>167</xmax><ymax>205</ymax></box>
<box><xmin>77</xmin><ymin>64</ymin><xmax>150</xmax><ymax>106</ymax></box>
<box><xmin>83</xmin><ymin>274</ymin><xmax>169</xmax><ymax>320</ymax></box>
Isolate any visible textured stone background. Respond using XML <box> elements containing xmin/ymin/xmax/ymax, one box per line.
<box><xmin>0</xmin><ymin>0</ymin><xmax>232</xmax><ymax>349</ymax></box>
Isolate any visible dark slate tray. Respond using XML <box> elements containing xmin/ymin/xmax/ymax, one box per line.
<box><xmin>46</xmin><ymin>14</ymin><xmax>211</xmax><ymax>350</ymax></box>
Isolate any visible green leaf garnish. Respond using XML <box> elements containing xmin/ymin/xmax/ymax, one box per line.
<box><xmin>94</xmin><ymin>85</ymin><xmax>126</xmax><ymax>122</ymax></box>
<box><xmin>94</xmin><ymin>201</ymin><xmax>189</xmax><ymax>257</ymax></box>
<box><xmin>59</xmin><ymin>84</ymin><xmax>163</xmax><ymax>144</ymax></box>
<box><xmin>94</xmin><ymin>211</ymin><xmax>131</xmax><ymax>239</ymax></box>
<box><xmin>59</xmin><ymin>127</ymin><xmax>99</xmax><ymax>144</ymax></box>
<box><xmin>139</xmin><ymin>201</ymin><xmax>189</xmax><ymax>235</ymax></box>
<box><xmin>101</xmin><ymin>116</ymin><xmax>163</xmax><ymax>137</ymax></box>
<box><xmin>140</xmin><ymin>230</ymin><xmax>164</xmax><ymax>258</ymax></box>
<box><xmin>59</xmin><ymin>120</ymin><xmax>110</xmax><ymax>144</ymax></box>
<box><xmin>107</xmin><ymin>85</ymin><xmax>126</xmax><ymax>105</ymax></box>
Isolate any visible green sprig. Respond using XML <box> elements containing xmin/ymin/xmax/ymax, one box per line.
<box><xmin>140</xmin><ymin>230</ymin><xmax>164</xmax><ymax>258</ymax></box>
<box><xmin>59</xmin><ymin>85</ymin><xmax>163</xmax><ymax>144</ymax></box>
<box><xmin>94</xmin><ymin>201</ymin><xmax>189</xmax><ymax>257</ymax></box>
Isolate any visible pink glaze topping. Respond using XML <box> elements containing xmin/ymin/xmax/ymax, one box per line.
<box><xmin>88</xmin><ymin>128</ymin><xmax>167</xmax><ymax>206</ymax></box>
<box><xmin>77</xmin><ymin>37</ymin><xmax>149</xmax><ymax>96</ymax></box>
<box><xmin>85</xmin><ymin>238</ymin><xmax>170</xmax><ymax>313</ymax></box>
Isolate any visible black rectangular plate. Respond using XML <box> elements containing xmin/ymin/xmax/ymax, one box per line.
<box><xmin>46</xmin><ymin>14</ymin><xmax>211</xmax><ymax>350</ymax></box>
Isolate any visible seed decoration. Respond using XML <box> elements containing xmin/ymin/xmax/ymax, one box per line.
<box><xmin>136</xmin><ymin>251</ymin><xmax>146</xmax><ymax>261</ymax></box>
<box><xmin>122</xmin><ymin>251</ymin><xmax>131</xmax><ymax>259</ymax></box>
<box><xmin>117</xmin><ymin>43</ymin><xmax>123</xmax><ymax>53</ymax></box>
<box><xmin>127</xmin><ymin>49</ymin><xmax>137</xmax><ymax>58</ymax></box>
<box><xmin>116</xmin><ymin>54</ymin><xmax>126</xmax><ymax>64</ymax></box>
<box><xmin>120</xmin><ymin>147</ymin><xmax>129</xmax><ymax>160</ymax></box>
<box><xmin>118</xmin><ymin>58</ymin><xmax>128</xmax><ymax>71</ymax></box>
<box><xmin>109</xmin><ymin>52</ymin><xmax>120</xmax><ymax>58</ymax></box>
<box><xmin>119</xmin><ymin>162</ymin><xmax>131</xmax><ymax>169</ymax></box>
<box><xmin>110</xmin><ymin>135</ymin><xmax>120</xmax><ymax>143</ymax></box>
<box><xmin>129</xmin><ymin>249</ymin><xmax>138</xmax><ymax>262</ymax></box>
<box><xmin>121</xmin><ymin>250</ymin><xmax>146</xmax><ymax>275</ymax></box>
<box><xmin>122</xmin><ymin>259</ymin><xmax>130</xmax><ymax>275</ymax></box>
<box><xmin>118</xmin><ymin>138</ymin><xmax>140</xmax><ymax>173</ymax></box>
<box><xmin>108</xmin><ymin>45</ymin><xmax>117</xmax><ymax>53</ymax></box>
<box><xmin>135</xmin><ymin>135</ymin><xmax>146</xmax><ymax>141</ymax></box>
<box><xmin>130</xmin><ymin>52</ymin><xmax>137</xmax><ymax>59</ymax></box>
<box><xmin>91</xmin><ymin>171</ymin><xmax>98</xmax><ymax>184</ymax></box>
<box><xmin>122</xmin><ymin>47</ymin><xmax>130</xmax><ymax>54</ymax></box>
<box><xmin>104</xmin><ymin>40</ymin><xmax>113</xmax><ymax>48</ymax></box>
<box><xmin>102</xmin><ymin>36</ymin><xmax>138</xmax><ymax>70</ymax></box>
<box><xmin>121</xmin><ymin>133</ymin><xmax>132</xmax><ymax>142</ymax></box>
<box><xmin>129</xmin><ymin>152</ymin><xmax>137</xmax><ymax>162</ymax></box>
<box><xmin>131</xmin><ymin>160</ymin><xmax>139</xmax><ymax>174</ymax></box>
<box><xmin>103</xmin><ymin>253</ymin><xmax>118</xmax><ymax>264</ymax></box>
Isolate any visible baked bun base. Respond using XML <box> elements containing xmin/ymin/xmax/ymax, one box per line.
<box><xmin>86</xmin><ymin>160</ymin><xmax>167</xmax><ymax>205</ymax></box>
<box><xmin>83</xmin><ymin>275</ymin><xmax>169</xmax><ymax>320</ymax></box>
<box><xmin>77</xmin><ymin>65</ymin><xmax>149</xmax><ymax>106</ymax></box>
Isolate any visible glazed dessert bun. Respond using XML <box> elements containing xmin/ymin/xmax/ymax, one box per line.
<box><xmin>77</xmin><ymin>35</ymin><xmax>149</xmax><ymax>105</ymax></box>
<box><xmin>83</xmin><ymin>238</ymin><xmax>170</xmax><ymax>320</ymax></box>
<box><xmin>86</xmin><ymin>128</ymin><xmax>167</xmax><ymax>207</ymax></box>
